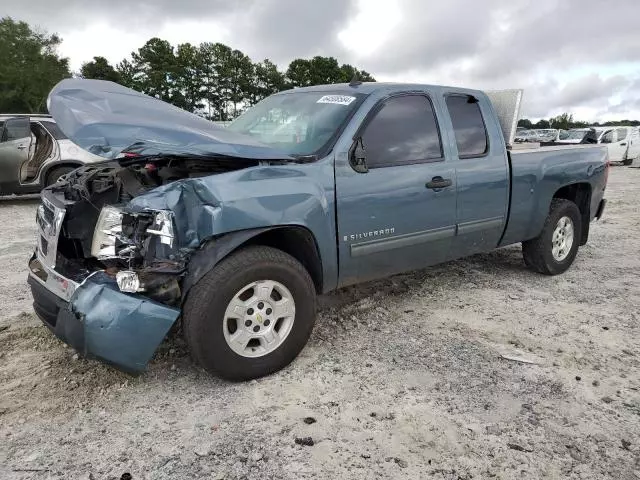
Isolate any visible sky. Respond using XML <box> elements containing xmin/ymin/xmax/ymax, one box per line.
<box><xmin>6</xmin><ymin>0</ymin><xmax>640</xmax><ymax>121</ymax></box>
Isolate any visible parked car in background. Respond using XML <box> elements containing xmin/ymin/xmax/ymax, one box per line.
<box><xmin>592</xmin><ymin>126</ymin><xmax>639</xmax><ymax>165</ymax></box>
<box><xmin>545</xmin><ymin>126</ymin><xmax>638</xmax><ymax>164</ymax></box>
<box><xmin>535</xmin><ymin>129</ymin><xmax>560</xmax><ymax>142</ymax></box>
<box><xmin>0</xmin><ymin>114</ymin><xmax>104</xmax><ymax>195</ymax></box>
<box><xmin>556</xmin><ymin>128</ymin><xmax>591</xmax><ymax>144</ymax></box>
<box><xmin>514</xmin><ymin>129</ymin><xmax>539</xmax><ymax>142</ymax></box>
<box><xmin>515</xmin><ymin>129</ymin><xmax>559</xmax><ymax>143</ymax></box>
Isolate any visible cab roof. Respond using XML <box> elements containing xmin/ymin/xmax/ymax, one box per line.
<box><xmin>276</xmin><ymin>82</ymin><xmax>484</xmax><ymax>97</ymax></box>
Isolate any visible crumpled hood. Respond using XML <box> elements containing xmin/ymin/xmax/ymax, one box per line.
<box><xmin>47</xmin><ymin>78</ymin><xmax>294</xmax><ymax>161</ymax></box>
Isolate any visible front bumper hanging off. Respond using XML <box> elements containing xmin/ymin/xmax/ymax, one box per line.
<box><xmin>28</xmin><ymin>254</ymin><xmax>180</xmax><ymax>373</ymax></box>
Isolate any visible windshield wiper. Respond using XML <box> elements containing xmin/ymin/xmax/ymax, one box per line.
<box><xmin>291</xmin><ymin>154</ymin><xmax>318</xmax><ymax>164</ymax></box>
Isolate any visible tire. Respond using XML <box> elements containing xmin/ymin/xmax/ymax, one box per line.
<box><xmin>622</xmin><ymin>158</ymin><xmax>633</xmax><ymax>166</ymax></box>
<box><xmin>522</xmin><ymin>199</ymin><xmax>582</xmax><ymax>275</ymax></box>
<box><xmin>183</xmin><ymin>246</ymin><xmax>317</xmax><ymax>381</ymax></box>
<box><xmin>45</xmin><ymin>166</ymin><xmax>75</xmax><ymax>187</ymax></box>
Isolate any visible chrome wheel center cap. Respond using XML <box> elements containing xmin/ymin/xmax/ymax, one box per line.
<box><xmin>223</xmin><ymin>280</ymin><xmax>296</xmax><ymax>358</ymax></box>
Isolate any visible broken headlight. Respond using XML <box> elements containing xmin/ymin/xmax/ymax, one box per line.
<box><xmin>145</xmin><ymin>210</ymin><xmax>175</xmax><ymax>247</ymax></box>
<box><xmin>91</xmin><ymin>205</ymin><xmax>124</xmax><ymax>259</ymax></box>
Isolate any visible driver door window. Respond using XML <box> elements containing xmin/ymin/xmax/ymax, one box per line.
<box><xmin>362</xmin><ymin>95</ymin><xmax>443</xmax><ymax>168</ymax></box>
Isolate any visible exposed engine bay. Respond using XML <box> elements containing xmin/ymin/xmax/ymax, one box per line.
<box><xmin>47</xmin><ymin>155</ymin><xmax>259</xmax><ymax>305</ymax></box>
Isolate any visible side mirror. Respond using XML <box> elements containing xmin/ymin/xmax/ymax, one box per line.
<box><xmin>350</xmin><ymin>137</ymin><xmax>368</xmax><ymax>173</ymax></box>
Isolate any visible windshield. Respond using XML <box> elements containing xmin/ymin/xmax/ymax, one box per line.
<box><xmin>227</xmin><ymin>91</ymin><xmax>366</xmax><ymax>156</ymax></box>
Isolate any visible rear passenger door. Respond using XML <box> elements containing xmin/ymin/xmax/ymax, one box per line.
<box><xmin>442</xmin><ymin>94</ymin><xmax>509</xmax><ymax>258</ymax></box>
<box><xmin>0</xmin><ymin>117</ymin><xmax>32</xmax><ymax>193</ymax></box>
<box><xmin>335</xmin><ymin>93</ymin><xmax>457</xmax><ymax>286</ymax></box>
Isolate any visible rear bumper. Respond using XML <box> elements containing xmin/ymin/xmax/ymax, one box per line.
<box><xmin>28</xmin><ymin>254</ymin><xmax>180</xmax><ymax>373</ymax></box>
<box><xmin>595</xmin><ymin>199</ymin><xmax>606</xmax><ymax>220</ymax></box>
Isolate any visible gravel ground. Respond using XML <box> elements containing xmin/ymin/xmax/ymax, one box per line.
<box><xmin>1</xmin><ymin>167</ymin><xmax>639</xmax><ymax>480</ymax></box>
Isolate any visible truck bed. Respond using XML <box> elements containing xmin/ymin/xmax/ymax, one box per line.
<box><xmin>500</xmin><ymin>144</ymin><xmax>608</xmax><ymax>247</ymax></box>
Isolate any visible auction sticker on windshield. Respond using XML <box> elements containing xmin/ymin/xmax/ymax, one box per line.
<box><xmin>316</xmin><ymin>95</ymin><xmax>357</xmax><ymax>106</ymax></box>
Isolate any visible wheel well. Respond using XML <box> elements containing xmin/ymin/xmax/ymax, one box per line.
<box><xmin>42</xmin><ymin>162</ymin><xmax>82</xmax><ymax>182</ymax></box>
<box><xmin>243</xmin><ymin>227</ymin><xmax>324</xmax><ymax>293</ymax></box>
<box><xmin>553</xmin><ymin>183</ymin><xmax>591</xmax><ymax>245</ymax></box>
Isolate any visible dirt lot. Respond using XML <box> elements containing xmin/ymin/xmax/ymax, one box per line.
<box><xmin>1</xmin><ymin>167</ymin><xmax>639</xmax><ymax>480</ymax></box>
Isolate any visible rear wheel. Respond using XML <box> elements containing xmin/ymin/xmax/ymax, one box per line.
<box><xmin>45</xmin><ymin>166</ymin><xmax>75</xmax><ymax>187</ymax></box>
<box><xmin>183</xmin><ymin>246</ymin><xmax>317</xmax><ymax>381</ymax></box>
<box><xmin>522</xmin><ymin>199</ymin><xmax>582</xmax><ymax>275</ymax></box>
<box><xmin>622</xmin><ymin>158</ymin><xmax>633</xmax><ymax>166</ymax></box>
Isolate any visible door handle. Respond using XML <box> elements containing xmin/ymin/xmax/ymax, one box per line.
<box><xmin>620</xmin><ymin>143</ymin><xmax>627</xmax><ymax>146</ymax></box>
<box><xmin>425</xmin><ymin>176</ymin><xmax>452</xmax><ymax>189</ymax></box>
<box><xmin>17</xmin><ymin>144</ymin><xmax>27</xmax><ymax>150</ymax></box>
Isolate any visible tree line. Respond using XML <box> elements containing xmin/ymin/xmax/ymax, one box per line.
<box><xmin>518</xmin><ymin>113</ymin><xmax>640</xmax><ymax>130</ymax></box>
<box><xmin>0</xmin><ymin>17</ymin><xmax>375</xmax><ymax>120</ymax></box>
<box><xmin>81</xmin><ymin>41</ymin><xmax>375</xmax><ymax>120</ymax></box>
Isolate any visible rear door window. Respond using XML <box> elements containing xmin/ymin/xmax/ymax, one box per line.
<box><xmin>445</xmin><ymin>95</ymin><xmax>489</xmax><ymax>158</ymax></box>
<box><xmin>40</xmin><ymin>121</ymin><xmax>68</xmax><ymax>140</ymax></box>
<box><xmin>361</xmin><ymin>94</ymin><xmax>443</xmax><ymax>169</ymax></box>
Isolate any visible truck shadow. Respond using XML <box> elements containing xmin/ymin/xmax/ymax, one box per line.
<box><xmin>319</xmin><ymin>245</ymin><xmax>527</xmax><ymax>312</ymax></box>
<box><xmin>151</xmin><ymin>245</ymin><xmax>528</xmax><ymax>380</ymax></box>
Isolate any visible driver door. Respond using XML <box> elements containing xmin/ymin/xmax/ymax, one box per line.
<box><xmin>335</xmin><ymin>93</ymin><xmax>457</xmax><ymax>286</ymax></box>
<box><xmin>0</xmin><ymin>117</ymin><xmax>33</xmax><ymax>194</ymax></box>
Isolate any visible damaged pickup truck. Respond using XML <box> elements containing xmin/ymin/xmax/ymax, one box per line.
<box><xmin>28</xmin><ymin>79</ymin><xmax>608</xmax><ymax>380</ymax></box>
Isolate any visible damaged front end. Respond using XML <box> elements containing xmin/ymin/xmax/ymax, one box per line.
<box><xmin>28</xmin><ymin>78</ymin><xmax>300</xmax><ymax>373</ymax></box>
<box><xmin>28</xmin><ymin>154</ymin><xmax>257</xmax><ymax>372</ymax></box>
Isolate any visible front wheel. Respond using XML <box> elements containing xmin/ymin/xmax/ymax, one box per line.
<box><xmin>522</xmin><ymin>199</ymin><xmax>582</xmax><ymax>275</ymax></box>
<box><xmin>183</xmin><ymin>246</ymin><xmax>317</xmax><ymax>381</ymax></box>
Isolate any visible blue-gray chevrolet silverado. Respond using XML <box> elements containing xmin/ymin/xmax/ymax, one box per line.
<box><xmin>27</xmin><ymin>79</ymin><xmax>608</xmax><ymax>380</ymax></box>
